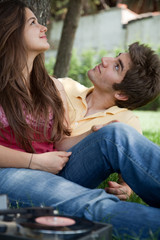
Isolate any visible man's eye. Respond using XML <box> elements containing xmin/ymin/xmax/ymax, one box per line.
<box><xmin>115</xmin><ymin>64</ymin><xmax>119</xmax><ymax>71</ymax></box>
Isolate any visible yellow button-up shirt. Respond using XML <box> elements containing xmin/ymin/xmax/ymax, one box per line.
<box><xmin>60</xmin><ymin>78</ymin><xmax>142</xmax><ymax>136</ymax></box>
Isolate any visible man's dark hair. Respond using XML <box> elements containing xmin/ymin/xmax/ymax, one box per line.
<box><xmin>113</xmin><ymin>42</ymin><xmax>160</xmax><ymax>110</ymax></box>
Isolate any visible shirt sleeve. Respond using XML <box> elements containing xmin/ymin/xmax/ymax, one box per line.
<box><xmin>126</xmin><ymin>115</ymin><xmax>142</xmax><ymax>134</ymax></box>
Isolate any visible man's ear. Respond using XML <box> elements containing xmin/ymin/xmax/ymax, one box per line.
<box><xmin>114</xmin><ymin>92</ymin><xmax>128</xmax><ymax>101</ymax></box>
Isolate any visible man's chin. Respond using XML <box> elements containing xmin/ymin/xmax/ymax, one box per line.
<box><xmin>87</xmin><ymin>69</ymin><xmax>93</xmax><ymax>79</ymax></box>
<box><xmin>87</xmin><ymin>70</ymin><xmax>95</xmax><ymax>83</ymax></box>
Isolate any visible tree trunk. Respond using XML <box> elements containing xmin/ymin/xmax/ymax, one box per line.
<box><xmin>0</xmin><ymin>0</ymin><xmax>50</xmax><ymax>26</ymax></box>
<box><xmin>54</xmin><ymin>0</ymin><xmax>83</xmax><ymax>78</ymax></box>
<box><xmin>23</xmin><ymin>0</ymin><xmax>50</xmax><ymax>25</ymax></box>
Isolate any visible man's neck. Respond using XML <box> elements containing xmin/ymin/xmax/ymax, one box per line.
<box><xmin>85</xmin><ymin>89</ymin><xmax>115</xmax><ymax>117</ymax></box>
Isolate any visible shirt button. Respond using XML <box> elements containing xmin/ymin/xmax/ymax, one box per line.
<box><xmin>75</xmin><ymin>122</ymin><xmax>79</xmax><ymax>126</ymax></box>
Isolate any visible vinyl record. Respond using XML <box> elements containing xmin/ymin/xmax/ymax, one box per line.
<box><xmin>16</xmin><ymin>214</ymin><xmax>95</xmax><ymax>235</ymax></box>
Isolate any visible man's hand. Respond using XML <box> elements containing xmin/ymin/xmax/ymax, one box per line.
<box><xmin>91</xmin><ymin>120</ymin><xmax>119</xmax><ymax>132</ymax></box>
<box><xmin>105</xmin><ymin>181</ymin><xmax>133</xmax><ymax>200</ymax></box>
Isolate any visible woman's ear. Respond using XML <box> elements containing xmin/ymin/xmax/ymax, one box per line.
<box><xmin>114</xmin><ymin>92</ymin><xmax>128</xmax><ymax>101</ymax></box>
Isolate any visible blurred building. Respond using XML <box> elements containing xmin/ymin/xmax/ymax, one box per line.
<box><xmin>47</xmin><ymin>4</ymin><xmax>160</xmax><ymax>57</ymax></box>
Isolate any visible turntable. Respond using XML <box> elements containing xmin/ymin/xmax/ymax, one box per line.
<box><xmin>0</xmin><ymin>195</ymin><xmax>112</xmax><ymax>240</ymax></box>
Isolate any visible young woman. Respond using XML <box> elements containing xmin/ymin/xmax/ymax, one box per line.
<box><xmin>0</xmin><ymin>0</ymin><xmax>73</xmax><ymax>174</ymax></box>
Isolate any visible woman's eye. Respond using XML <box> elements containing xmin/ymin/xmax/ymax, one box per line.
<box><xmin>31</xmin><ymin>20</ymin><xmax>35</xmax><ymax>25</ymax></box>
<box><xmin>115</xmin><ymin>64</ymin><xmax>119</xmax><ymax>71</ymax></box>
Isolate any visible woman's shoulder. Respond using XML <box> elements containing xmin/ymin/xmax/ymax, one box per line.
<box><xmin>49</xmin><ymin>76</ymin><xmax>67</xmax><ymax>106</ymax></box>
<box><xmin>49</xmin><ymin>76</ymin><xmax>70</xmax><ymax>125</ymax></box>
<box><xmin>50</xmin><ymin>76</ymin><xmax>65</xmax><ymax>92</ymax></box>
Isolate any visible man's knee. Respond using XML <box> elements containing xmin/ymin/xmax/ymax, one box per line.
<box><xmin>100</xmin><ymin>122</ymin><xmax>132</xmax><ymax>136</ymax></box>
<box><xmin>95</xmin><ymin>122</ymin><xmax>138</xmax><ymax>145</ymax></box>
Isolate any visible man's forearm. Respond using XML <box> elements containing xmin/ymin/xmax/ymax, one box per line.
<box><xmin>56</xmin><ymin>130</ymin><xmax>92</xmax><ymax>151</ymax></box>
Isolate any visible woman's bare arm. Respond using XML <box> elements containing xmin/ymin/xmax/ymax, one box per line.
<box><xmin>0</xmin><ymin>145</ymin><xmax>71</xmax><ymax>174</ymax></box>
<box><xmin>0</xmin><ymin>145</ymin><xmax>31</xmax><ymax>168</ymax></box>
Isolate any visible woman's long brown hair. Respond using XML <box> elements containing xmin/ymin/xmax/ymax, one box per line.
<box><xmin>0</xmin><ymin>0</ymin><xmax>70</xmax><ymax>152</ymax></box>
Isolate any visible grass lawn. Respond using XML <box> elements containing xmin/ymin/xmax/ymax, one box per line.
<box><xmin>98</xmin><ymin>110</ymin><xmax>160</xmax><ymax>204</ymax></box>
<box><xmin>134</xmin><ymin>110</ymin><xmax>160</xmax><ymax>145</ymax></box>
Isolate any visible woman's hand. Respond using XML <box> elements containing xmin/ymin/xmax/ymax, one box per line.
<box><xmin>30</xmin><ymin>151</ymin><xmax>72</xmax><ymax>174</ymax></box>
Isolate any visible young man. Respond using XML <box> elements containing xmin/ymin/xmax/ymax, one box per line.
<box><xmin>60</xmin><ymin>42</ymin><xmax>160</xmax><ymax>137</ymax></box>
<box><xmin>58</xmin><ymin>42</ymin><xmax>160</xmax><ymax>199</ymax></box>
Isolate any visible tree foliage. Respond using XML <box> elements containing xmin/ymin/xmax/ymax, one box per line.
<box><xmin>50</xmin><ymin>0</ymin><xmax>160</xmax><ymax>21</ymax></box>
<box><xmin>50</xmin><ymin>0</ymin><xmax>117</xmax><ymax>20</ymax></box>
<box><xmin>122</xmin><ymin>0</ymin><xmax>160</xmax><ymax>14</ymax></box>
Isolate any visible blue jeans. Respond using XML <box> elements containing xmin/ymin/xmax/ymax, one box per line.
<box><xmin>0</xmin><ymin>123</ymin><xmax>160</xmax><ymax>239</ymax></box>
<box><xmin>59</xmin><ymin>122</ymin><xmax>160</xmax><ymax>208</ymax></box>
